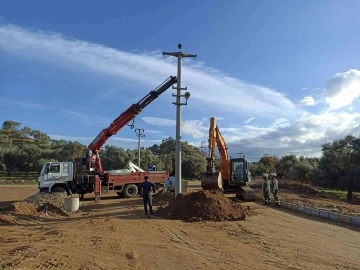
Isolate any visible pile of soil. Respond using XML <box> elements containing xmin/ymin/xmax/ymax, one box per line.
<box><xmin>153</xmin><ymin>191</ymin><xmax>174</xmax><ymax>206</ymax></box>
<box><xmin>0</xmin><ymin>214</ymin><xmax>16</xmax><ymax>225</ymax></box>
<box><xmin>24</xmin><ymin>192</ymin><xmax>68</xmax><ymax>209</ymax></box>
<box><xmin>156</xmin><ymin>191</ymin><xmax>250</xmax><ymax>222</ymax></box>
<box><xmin>252</xmin><ymin>180</ymin><xmax>320</xmax><ymax>194</ymax></box>
<box><xmin>11</xmin><ymin>202</ymin><xmax>38</xmax><ymax>215</ymax></box>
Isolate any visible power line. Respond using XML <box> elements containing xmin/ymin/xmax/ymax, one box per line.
<box><xmin>135</xmin><ymin>128</ymin><xmax>145</xmax><ymax>167</ymax></box>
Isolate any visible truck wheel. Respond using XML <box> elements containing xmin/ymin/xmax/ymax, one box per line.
<box><xmin>52</xmin><ymin>187</ymin><xmax>67</xmax><ymax>195</ymax></box>
<box><xmin>122</xmin><ymin>184</ymin><xmax>138</xmax><ymax>198</ymax></box>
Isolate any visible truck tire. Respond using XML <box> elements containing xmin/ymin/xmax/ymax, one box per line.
<box><xmin>122</xmin><ymin>184</ymin><xmax>138</xmax><ymax>198</ymax></box>
<box><xmin>52</xmin><ymin>187</ymin><xmax>67</xmax><ymax>195</ymax></box>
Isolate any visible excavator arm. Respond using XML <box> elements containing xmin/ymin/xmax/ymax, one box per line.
<box><xmin>200</xmin><ymin>117</ymin><xmax>256</xmax><ymax>201</ymax></box>
<box><xmin>87</xmin><ymin>76</ymin><xmax>177</xmax><ymax>173</ymax></box>
<box><xmin>201</xmin><ymin>117</ymin><xmax>231</xmax><ymax>190</ymax></box>
<box><xmin>215</xmin><ymin>125</ymin><xmax>231</xmax><ymax>184</ymax></box>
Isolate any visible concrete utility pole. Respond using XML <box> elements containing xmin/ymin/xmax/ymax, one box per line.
<box><xmin>135</xmin><ymin>128</ymin><xmax>145</xmax><ymax>167</ymax></box>
<box><xmin>237</xmin><ymin>152</ymin><xmax>244</xmax><ymax>158</ymax></box>
<box><xmin>162</xmin><ymin>44</ymin><xmax>197</xmax><ymax>196</ymax></box>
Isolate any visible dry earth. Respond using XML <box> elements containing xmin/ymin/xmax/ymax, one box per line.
<box><xmin>252</xmin><ymin>179</ymin><xmax>360</xmax><ymax>217</ymax></box>
<box><xmin>0</xmin><ymin>183</ymin><xmax>360</xmax><ymax>270</ymax></box>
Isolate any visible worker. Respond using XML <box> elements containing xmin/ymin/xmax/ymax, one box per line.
<box><xmin>270</xmin><ymin>173</ymin><xmax>280</xmax><ymax>206</ymax></box>
<box><xmin>262</xmin><ymin>173</ymin><xmax>271</xmax><ymax>205</ymax></box>
<box><xmin>138</xmin><ymin>175</ymin><xmax>156</xmax><ymax>215</ymax></box>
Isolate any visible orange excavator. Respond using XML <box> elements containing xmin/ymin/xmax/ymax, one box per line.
<box><xmin>200</xmin><ymin>117</ymin><xmax>256</xmax><ymax>201</ymax></box>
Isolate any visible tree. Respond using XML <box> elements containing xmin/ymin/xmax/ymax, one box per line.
<box><xmin>276</xmin><ymin>154</ymin><xmax>300</xmax><ymax>178</ymax></box>
<box><xmin>319</xmin><ymin>135</ymin><xmax>360</xmax><ymax>200</ymax></box>
<box><xmin>2</xmin><ymin>120</ymin><xmax>21</xmax><ymax>131</ymax></box>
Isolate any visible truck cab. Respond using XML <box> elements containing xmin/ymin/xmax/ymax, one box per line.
<box><xmin>38</xmin><ymin>161</ymin><xmax>74</xmax><ymax>194</ymax></box>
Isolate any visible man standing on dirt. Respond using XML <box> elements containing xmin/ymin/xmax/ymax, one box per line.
<box><xmin>270</xmin><ymin>173</ymin><xmax>280</xmax><ymax>207</ymax></box>
<box><xmin>262</xmin><ymin>173</ymin><xmax>271</xmax><ymax>205</ymax></box>
<box><xmin>138</xmin><ymin>175</ymin><xmax>156</xmax><ymax>215</ymax></box>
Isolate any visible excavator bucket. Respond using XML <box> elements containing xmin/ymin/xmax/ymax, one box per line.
<box><xmin>200</xmin><ymin>171</ymin><xmax>223</xmax><ymax>191</ymax></box>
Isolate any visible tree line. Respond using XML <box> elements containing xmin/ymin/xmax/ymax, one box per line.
<box><xmin>1</xmin><ymin>120</ymin><xmax>359</xmax><ymax>200</ymax></box>
<box><xmin>0</xmin><ymin>120</ymin><xmax>207</xmax><ymax>178</ymax></box>
<box><xmin>249</xmin><ymin>135</ymin><xmax>360</xmax><ymax>200</ymax></box>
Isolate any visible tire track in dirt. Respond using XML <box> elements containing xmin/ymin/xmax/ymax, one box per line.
<box><xmin>142</xmin><ymin>218</ymin><xmax>231</xmax><ymax>269</ymax></box>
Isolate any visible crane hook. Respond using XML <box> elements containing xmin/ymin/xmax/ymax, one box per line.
<box><xmin>127</xmin><ymin>119</ymin><xmax>135</xmax><ymax>129</ymax></box>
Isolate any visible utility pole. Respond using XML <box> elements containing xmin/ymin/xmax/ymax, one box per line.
<box><xmin>237</xmin><ymin>152</ymin><xmax>244</xmax><ymax>158</ymax></box>
<box><xmin>162</xmin><ymin>44</ymin><xmax>197</xmax><ymax>196</ymax></box>
<box><xmin>135</xmin><ymin>128</ymin><xmax>145</xmax><ymax>167</ymax></box>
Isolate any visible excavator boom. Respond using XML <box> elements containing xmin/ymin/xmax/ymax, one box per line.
<box><xmin>87</xmin><ymin>76</ymin><xmax>177</xmax><ymax>173</ymax></box>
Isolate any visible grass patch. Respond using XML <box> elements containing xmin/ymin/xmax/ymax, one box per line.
<box><xmin>319</xmin><ymin>188</ymin><xmax>360</xmax><ymax>200</ymax></box>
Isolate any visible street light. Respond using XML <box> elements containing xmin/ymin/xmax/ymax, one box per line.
<box><xmin>162</xmin><ymin>44</ymin><xmax>197</xmax><ymax>197</ymax></box>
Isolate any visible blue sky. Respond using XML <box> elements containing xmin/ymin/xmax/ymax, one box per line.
<box><xmin>1</xmin><ymin>0</ymin><xmax>360</xmax><ymax>160</ymax></box>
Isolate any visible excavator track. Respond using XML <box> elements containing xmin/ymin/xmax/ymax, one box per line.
<box><xmin>236</xmin><ymin>186</ymin><xmax>256</xmax><ymax>202</ymax></box>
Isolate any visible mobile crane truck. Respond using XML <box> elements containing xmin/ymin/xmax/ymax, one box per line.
<box><xmin>37</xmin><ymin>76</ymin><xmax>177</xmax><ymax>200</ymax></box>
<box><xmin>200</xmin><ymin>117</ymin><xmax>256</xmax><ymax>201</ymax></box>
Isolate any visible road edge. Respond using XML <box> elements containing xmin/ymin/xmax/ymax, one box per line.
<box><xmin>255</xmin><ymin>194</ymin><xmax>360</xmax><ymax>227</ymax></box>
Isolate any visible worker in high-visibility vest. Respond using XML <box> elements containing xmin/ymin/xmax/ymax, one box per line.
<box><xmin>262</xmin><ymin>173</ymin><xmax>271</xmax><ymax>205</ymax></box>
<box><xmin>270</xmin><ymin>173</ymin><xmax>280</xmax><ymax>206</ymax></box>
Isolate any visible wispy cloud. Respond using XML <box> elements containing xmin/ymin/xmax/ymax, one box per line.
<box><xmin>0</xmin><ymin>23</ymin><xmax>301</xmax><ymax>120</ymax></box>
<box><xmin>244</xmin><ymin>117</ymin><xmax>255</xmax><ymax>124</ymax></box>
<box><xmin>144</xmin><ymin>129</ymin><xmax>162</xmax><ymax>135</ymax></box>
<box><xmin>0</xmin><ymin>98</ymin><xmax>110</xmax><ymax>126</ymax></box>
<box><xmin>141</xmin><ymin>116</ymin><xmax>206</xmax><ymax>139</ymax></box>
<box><xmin>49</xmin><ymin>134</ymin><xmax>161</xmax><ymax>148</ymax></box>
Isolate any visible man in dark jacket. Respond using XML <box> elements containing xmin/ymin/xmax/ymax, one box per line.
<box><xmin>138</xmin><ymin>175</ymin><xmax>156</xmax><ymax>215</ymax></box>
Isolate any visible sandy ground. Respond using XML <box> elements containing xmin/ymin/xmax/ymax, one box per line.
<box><xmin>1</xmin><ymin>184</ymin><xmax>360</xmax><ymax>270</ymax></box>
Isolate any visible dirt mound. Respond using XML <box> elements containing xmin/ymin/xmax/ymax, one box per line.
<box><xmin>0</xmin><ymin>214</ymin><xmax>16</xmax><ymax>225</ymax></box>
<box><xmin>156</xmin><ymin>191</ymin><xmax>249</xmax><ymax>222</ymax></box>
<box><xmin>153</xmin><ymin>191</ymin><xmax>174</xmax><ymax>205</ymax></box>
<box><xmin>24</xmin><ymin>192</ymin><xmax>68</xmax><ymax>209</ymax></box>
<box><xmin>252</xmin><ymin>180</ymin><xmax>320</xmax><ymax>194</ymax></box>
<box><xmin>8</xmin><ymin>200</ymin><xmax>69</xmax><ymax>217</ymax></box>
<box><xmin>11</xmin><ymin>202</ymin><xmax>38</xmax><ymax>215</ymax></box>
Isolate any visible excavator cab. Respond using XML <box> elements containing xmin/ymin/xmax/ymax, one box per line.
<box><xmin>230</xmin><ymin>158</ymin><xmax>251</xmax><ymax>186</ymax></box>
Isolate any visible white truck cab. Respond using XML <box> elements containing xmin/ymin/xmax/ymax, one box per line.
<box><xmin>38</xmin><ymin>161</ymin><xmax>74</xmax><ymax>194</ymax></box>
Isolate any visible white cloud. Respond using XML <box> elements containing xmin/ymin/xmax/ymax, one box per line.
<box><xmin>0</xmin><ymin>23</ymin><xmax>301</xmax><ymax>120</ymax></box>
<box><xmin>2</xmin><ymin>24</ymin><xmax>360</xmax><ymax>161</ymax></box>
<box><xmin>225</xmin><ymin>112</ymin><xmax>360</xmax><ymax>160</ymax></box>
<box><xmin>144</xmin><ymin>129</ymin><xmax>162</xmax><ymax>135</ymax></box>
<box><xmin>244</xmin><ymin>117</ymin><xmax>255</xmax><ymax>124</ymax></box>
<box><xmin>0</xmin><ymin>98</ymin><xmax>110</xmax><ymax>126</ymax></box>
<box><xmin>49</xmin><ymin>134</ymin><xmax>161</xmax><ymax>148</ymax></box>
<box><xmin>140</xmin><ymin>112</ymin><xmax>360</xmax><ymax>161</ymax></box>
<box><xmin>325</xmin><ymin>69</ymin><xmax>360</xmax><ymax>110</ymax></box>
<box><xmin>299</xmin><ymin>96</ymin><xmax>315</xmax><ymax>106</ymax></box>
<box><xmin>141</xmin><ymin>117</ymin><xmax>206</xmax><ymax>139</ymax></box>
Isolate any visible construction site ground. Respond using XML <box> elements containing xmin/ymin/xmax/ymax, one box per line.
<box><xmin>251</xmin><ymin>179</ymin><xmax>360</xmax><ymax>217</ymax></box>
<box><xmin>0</xmin><ymin>183</ymin><xmax>360</xmax><ymax>270</ymax></box>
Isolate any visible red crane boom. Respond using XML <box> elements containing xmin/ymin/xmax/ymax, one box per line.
<box><xmin>86</xmin><ymin>76</ymin><xmax>178</xmax><ymax>173</ymax></box>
